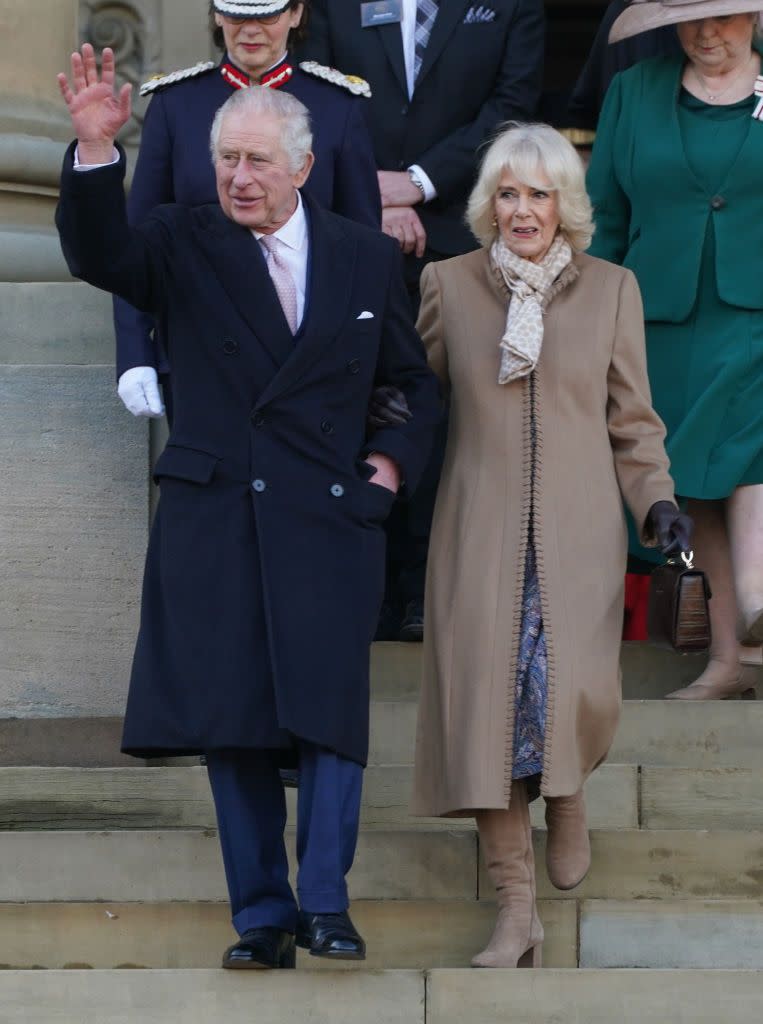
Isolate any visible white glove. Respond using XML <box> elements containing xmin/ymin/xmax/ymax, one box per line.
<box><xmin>117</xmin><ymin>366</ymin><xmax>165</xmax><ymax>418</ymax></box>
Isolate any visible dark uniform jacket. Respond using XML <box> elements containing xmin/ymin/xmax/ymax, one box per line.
<box><xmin>299</xmin><ymin>0</ymin><xmax>545</xmax><ymax>257</ymax></box>
<box><xmin>115</xmin><ymin>55</ymin><xmax>381</xmax><ymax>377</ymax></box>
<box><xmin>58</xmin><ymin>145</ymin><xmax>440</xmax><ymax>765</ymax></box>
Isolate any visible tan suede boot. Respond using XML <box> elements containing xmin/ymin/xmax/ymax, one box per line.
<box><xmin>472</xmin><ymin>780</ymin><xmax>543</xmax><ymax>968</ymax></box>
<box><xmin>544</xmin><ymin>789</ymin><xmax>591</xmax><ymax>891</ymax></box>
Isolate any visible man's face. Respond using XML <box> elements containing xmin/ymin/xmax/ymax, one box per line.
<box><xmin>214</xmin><ymin>110</ymin><xmax>313</xmax><ymax>233</ymax></box>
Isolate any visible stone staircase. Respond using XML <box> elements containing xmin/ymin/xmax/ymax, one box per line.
<box><xmin>1</xmin><ymin>641</ymin><xmax>762</xmax><ymax>1022</ymax></box>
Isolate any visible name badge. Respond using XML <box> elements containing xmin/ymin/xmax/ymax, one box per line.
<box><xmin>361</xmin><ymin>0</ymin><xmax>402</xmax><ymax>27</ymax></box>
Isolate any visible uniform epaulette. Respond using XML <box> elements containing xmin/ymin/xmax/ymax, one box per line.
<box><xmin>140</xmin><ymin>61</ymin><xmax>217</xmax><ymax>97</ymax></box>
<box><xmin>298</xmin><ymin>61</ymin><xmax>371</xmax><ymax>98</ymax></box>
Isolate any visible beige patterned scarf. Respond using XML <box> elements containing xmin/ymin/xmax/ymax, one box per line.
<box><xmin>489</xmin><ymin>234</ymin><xmax>576</xmax><ymax>385</ymax></box>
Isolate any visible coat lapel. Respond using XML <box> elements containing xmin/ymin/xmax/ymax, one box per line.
<box><xmin>414</xmin><ymin>0</ymin><xmax>471</xmax><ymax>91</ymax></box>
<box><xmin>258</xmin><ymin>195</ymin><xmax>355</xmax><ymax>406</ymax></box>
<box><xmin>377</xmin><ymin>21</ymin><xmax>408</xmax><ymax>97</ymax></box>
<box><xmin>193</xmin><ymin>207</ymin><xmax>294</xmax><ymax>371</ymax></box>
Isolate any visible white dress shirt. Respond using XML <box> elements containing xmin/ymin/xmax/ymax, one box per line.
<box><xmin>400</xmin><ymin>0</ymin><xmax>437</xmax><ymax>202</ymax></box>
<box><xmin>254</xmin><ymin>190</ymin><xmax>308</xmax><ymax>329</ymax></box>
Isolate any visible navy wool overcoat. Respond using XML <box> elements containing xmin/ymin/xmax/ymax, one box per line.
<box><xmin>57</xmin><ymin>145</ymin><xmax>440</xmax><ymax>765</ymax></box>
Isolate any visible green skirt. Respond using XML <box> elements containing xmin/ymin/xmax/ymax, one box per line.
<box><xmin>646</xmin><ymin>227</ymin><xmax>763</xmax><ymax>501</ymax></box>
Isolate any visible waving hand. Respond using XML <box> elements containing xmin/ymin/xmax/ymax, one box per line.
<box><xmin>57</xmin><ymin>44</ymin><xmax>132</xmax><ymax>163</ymax></box>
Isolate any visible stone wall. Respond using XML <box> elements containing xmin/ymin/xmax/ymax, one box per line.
<box><xmin>0</xmin><ymin>1</ymin><xmax>209</xmax><ymax>734</ymax></box>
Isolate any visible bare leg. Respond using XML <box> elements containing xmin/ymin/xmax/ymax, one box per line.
<box><xmin>667</xmin><ymin>498</ymin><xmax>757</xmax><ymax>699</ymax></box>
<box><xmin>727</xmin><ymin>484</ymin><xmax>763</xmax><ymax>641</ymax></box>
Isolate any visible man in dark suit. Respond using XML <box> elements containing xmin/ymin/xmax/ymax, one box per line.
<box><xmin>56</xmin><ymin>44</ymin><xmax>439</xmax><ymax>969</ymax></box>
<box><xmin>299</xmin><ymin>0</ymin><xmax>545</xmax><ymax>639</ymax></box>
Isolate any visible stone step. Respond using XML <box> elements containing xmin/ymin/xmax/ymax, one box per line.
<box><xmin>371</xmin><ymin>698</ymin><xmax>763</xmax><ymax>767</ymax></box>
<box><xmin>0</xmin><ymin>899</ymin><xmax>577</xmax><ymax>970</ymax></box>
<box><xmin>371</xmin><ymin>641</ymin><xmax>730</xmax><ymax>701</ymax></box>
<box><xmin>4</xmin><ymin>898</ymin><xmax>762</xmax><ymax>971</ymax></box>
<box><xmin>581</xmin><ymin>899</ymin><xmax>763</xmax><ymax>969</ymax></box>
<box><xmin>10</xmin><ymin>761</ymin><xmax>763</xmax><ymax>832</ymax></box>
<box><xmin>0</xmin><ymin>969</ymin><xmax>761</xmax><ymax>1023</ymax></box>
<box><xmin>1</xmin><ymin>828</ymin><xmax>761</xmax><ymax>904</ymax></box>
<box><xmin>425</xmin><ymin>969</ymin><xmax>763</xmax><ymax>1023</ymax></box>
<box><xmin>0</xmin><ymin>763</ymin><xmax>638</xmax><ymax>831</ymax></box>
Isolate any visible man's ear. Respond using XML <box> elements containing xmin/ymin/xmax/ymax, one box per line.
<box><xmin>294</xmin><ymin>151</ymin><xmax>315</xmax><ymax>188</ymax></box>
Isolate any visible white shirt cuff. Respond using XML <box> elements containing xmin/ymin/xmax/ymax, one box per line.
<box><xmin>73</xmin><ymin>145</ymin><xmax>120</xmax><ymax>171</ymax></box>
<box><xmin>408</xmin><ymin>164</ymin><xmax>437</xmax><ymax>203</ymax></box>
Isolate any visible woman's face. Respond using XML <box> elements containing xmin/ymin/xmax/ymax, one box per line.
<box><xmin>677</xmin><ymin>14</ymin><xmax>756</xmax><ymax>72</ymax></box>
<box><xmin>215</xmin><ymin>5</ymin><xmax>304</xmax><ymax>77</ymax></box>
<box><xmin>493</xmin><ymin>167</ymin><xmax>561</xmax><ymax>264</ymax></box>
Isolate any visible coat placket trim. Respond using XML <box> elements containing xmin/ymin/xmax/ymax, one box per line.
<box><xmin>533</xmin><ymin>370</ymin><xmax>557</xmax><ymax>797</ymax></box>
<box><xmin>503</xmin><ymin>374</ymin><xmax>533</xmax><ymax>804</ymax></box>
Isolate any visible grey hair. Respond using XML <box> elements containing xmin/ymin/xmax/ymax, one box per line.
<box><xmin>209</xmin><ymin>85</ymin><xmax>313</xmax><ymax>172</ymax></box>
<box><xmin>466</xmin><ymin>122</ymin><xmax>595</xmax><ymax>252</ymax></box>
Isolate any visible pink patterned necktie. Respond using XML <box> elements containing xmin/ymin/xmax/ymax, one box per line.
<box><xmin>259</xmin><ymin>234</ymin><xmax>298</xmax><ymax>334</ymax></box>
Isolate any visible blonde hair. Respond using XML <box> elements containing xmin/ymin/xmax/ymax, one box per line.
<box><xmin>466</xmin><ymin>122</ymin><xmax>595</xmax><ymax>252</ymax></box>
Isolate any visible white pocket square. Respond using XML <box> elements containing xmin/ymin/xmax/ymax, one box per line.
<box><xmin>356</xmin><ymin>311</ymin><xmax>375</xmax><ymax>320</ymax></box>
<box><xmin>464</xmin><ymin>5</ymin><xmax>496</xmax><ymax>23</ymax></box>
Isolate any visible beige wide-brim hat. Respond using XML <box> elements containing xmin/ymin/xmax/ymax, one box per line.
<box><xmin>610</xmin><ymin>0</ymin><xmax>762</xmax><ymax>43</ymax></box>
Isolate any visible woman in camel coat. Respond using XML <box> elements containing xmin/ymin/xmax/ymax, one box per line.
<box><xmin>411</xmin><ymin>123</ymin><xmax>691</xmax><ymax>969</ymax></box>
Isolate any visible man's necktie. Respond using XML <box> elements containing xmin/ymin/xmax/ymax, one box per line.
<box><xmin>414</xmin><ymin>0</ymin><xmax>440</xmax><ymax>84</ymax></box>
<box><xmin>259</xmin><ymin>234</ymin><xmax>298</xmax><ymax>335</ymax></box>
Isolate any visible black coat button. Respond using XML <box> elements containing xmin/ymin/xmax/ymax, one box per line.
<box><xmin>347</xmin><ymin>359</ymin><xmax>360</xmax><ymax>375</ymax></box>
<box><xmin>251</xmin><ymin>411</ymin><xmax>265</xmax><ymax>427</ymax></box>
<box><xmin>397</xmin><ymin>160</ymin><xmax>405</xmax><ymax>170</ymax></box>
<box><xmin>710</xmin><ymin>195</ymin><xmax>726</xmax><ymax>210</ymax></box>
<box><xmin>222</xmin><ymin>339</ymin><xmax>239</xmax><ymax>354</ymax></box>
<box><xmin>401</xmin><ymin>104</ymin><xmax>409</xmax><ymax>115</ymax></box>
<box><xmin>252</xmin><ymin>479</ymin><xmax>266</xmax><ymax>493</ymax></box>
<box><xmin>321</xmin><ymin>419</ymin><xmax>334</xmax><ymax>434</ymax></box>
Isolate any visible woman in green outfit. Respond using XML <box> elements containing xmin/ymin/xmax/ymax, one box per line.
<box><xmin>587</xmin><ymin>0</ymin><xmax>763</xmax><ymax>699</ymax></box>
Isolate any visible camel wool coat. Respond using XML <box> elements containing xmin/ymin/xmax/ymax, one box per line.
<box><xmin>411</xmin><ymin>248</ymin><xmax>676</xmax><ymax>816</ymax></box>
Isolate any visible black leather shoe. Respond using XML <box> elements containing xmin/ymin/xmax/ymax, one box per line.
<box><xmin>279</xmin><ymin>768</ymin><xmax>299</xmax><ymax>789</ymax></box>
<box><xmin>222</xmin><ymin>927</ymin><xmax>296</xmax><ymax>969</ymax></box>
<box><xmin>398</xmin><ymin>600</ymin><xmax>424</xmax><ymax>642</ymax></box>
<box><xmin>296</xmin><ymin>911</ymin><xmax>366</xmax><ymax>960</ymax></box>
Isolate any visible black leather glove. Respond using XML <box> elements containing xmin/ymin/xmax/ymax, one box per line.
<box><xmin>647</xmin><ymin>500</ymin><xmax>694</xmax><ymax>557</ymax></box>
<box><xmin>367</xmin><ymin>385</ymin><xmax>412</xmax><ymax>430</ymax></box>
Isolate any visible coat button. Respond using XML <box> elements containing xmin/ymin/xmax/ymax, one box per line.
<box><xmin>347</xmin><ymin>359</ymin><xmax>360</xmax><ymax>375</ymax></box>
<box><xmin>710</xmin><ymin>195</ymin><xmax>726</xmax><ymax>210</ymax></box>
<box><xmin>321</xmin><ymin>419</ymin><xmax>334</xmax><ymax>434</ymax></box>
<box><xmin>251</xmin><ymin>411</ymin><xmax>265</xmax><ymax>427</ymax></box>
<box><xmin>401</xmin><ymin>104</ymin><xmax>409</xmax><ymax>115</ymax></box>
<box><xmin>252</xmin><ymin>479</ymin><xmax>266</xmax><ymax>492</ymax></box>
<box><xmin>222</xmin><ymin>338</ymin><xmax>239</xmax><ymax>354</ymax></box>
<box><xmin>330</xmin><ymin>484</ymin><xmax>344</xmax><ymax>497</ymax></box>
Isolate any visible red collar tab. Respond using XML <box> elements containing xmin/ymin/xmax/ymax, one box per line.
<box><xmin>221</xmin><ymin>62</ymin><xmax>250</xmax><ymax>90</ymax></box>
<box><xmin>260</xmin><ymin>59</ymin><xmax>293</xmax><ymax>89</ymax></box>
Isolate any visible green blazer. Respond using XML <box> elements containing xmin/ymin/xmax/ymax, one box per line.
<box><xmin>587</xmin><ymin>53</ymin><xmax>763</xmax><ymax>321</ymax></box>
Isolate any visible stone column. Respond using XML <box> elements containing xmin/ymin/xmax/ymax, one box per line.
<box><xmin>0</xmin><ymin>0</ymin><xmax>78</xmax><ymax>280</ymax></box>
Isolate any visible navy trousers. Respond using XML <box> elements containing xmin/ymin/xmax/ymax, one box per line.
<box><xmin>206</xmin><ymin>743</ymin><xmax>363</xmax><ymax>936</ymax></box>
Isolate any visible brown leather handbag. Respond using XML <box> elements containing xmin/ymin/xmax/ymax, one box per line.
<box><xmin>647</xmin><ymin>551</ymin><xmax>712</xmax><ymax>653</ymax></box>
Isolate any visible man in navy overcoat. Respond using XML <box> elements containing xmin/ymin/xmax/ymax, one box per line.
<box><xmin>56</xmin><ymin>44</ymin><xmax>439</xmax><ymax>970</ymax></box>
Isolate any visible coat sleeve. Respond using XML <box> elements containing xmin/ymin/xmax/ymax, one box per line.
<box><xmin>56</xmin><ymin>143</ymin><xmax>172</xmax><ymax>315</ymax></box>
<box><xmin>332</xmin><ymin>99</ymin><xmax>382</xmax><ymax>227</ymax></box>
<box><xmin>113</xmin><ymin>93</ymin><xmax>175</xmax><ymax>378</ymax></box>
<box><xmin>416</xmin><ymin>261</ymin><xmax>450</xmax><ymax>398</ymax></box>
<box><xmin>586</xmin><ymin>72</ymin><xmax>631</xmax><ymax>264</ymax></box>
<box><xmin>363</xmin><ymin>242</ymin><xmax>441</xmax><ymax>492</ymax></box>
<box><xmin>415</xmin><ymin>0</ymin><xmax>545</xmax><ymax>204</ymax></box>
<box><xmin>606</xmin><ymin>268</ymin><xmax>675</xmax><ymax>542</ymax></box>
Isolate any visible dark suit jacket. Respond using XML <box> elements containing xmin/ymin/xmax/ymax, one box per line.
<box><xmin>115</xmin><ymin>56</ymin><xmax>381</xmax><ymax>378</ymax></box>
<box><xmin>299</xmin><ymin>0</ymin><xmax>545</xmax><ymax>256</ymax></box>
<box><xmin>57</xmin><ymin>144</ymin><xmax>440</xmax><ymax>765</ymax></box>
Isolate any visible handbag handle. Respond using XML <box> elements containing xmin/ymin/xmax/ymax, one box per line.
<box><xmin>667</xmin><ymin>550</ymin><xmax>695</xmax><ymax>569</ymax></box>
